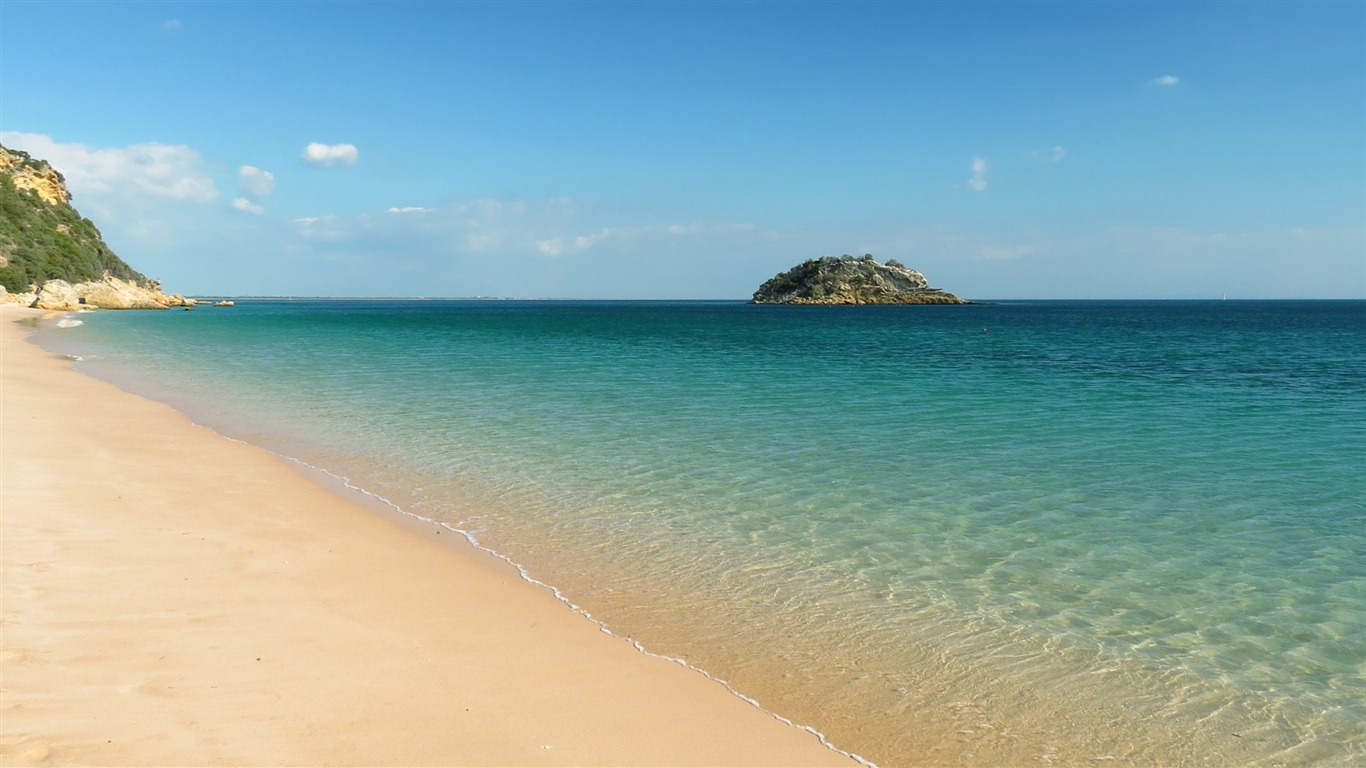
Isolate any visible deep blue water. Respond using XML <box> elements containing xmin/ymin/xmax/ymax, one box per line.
<box><xmin>40</xmin><ymin>300</ymin><xmax>1366</xmax><ymax>767</ymax></box>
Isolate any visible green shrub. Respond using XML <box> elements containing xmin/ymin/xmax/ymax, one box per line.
<box><xmin>0</xmin><ymin>173</ymin><xmax>146</xmax><ymax>292</ymax></box>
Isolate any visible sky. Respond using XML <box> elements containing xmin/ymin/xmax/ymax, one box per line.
<box><xmin>1</xmin><ymin>1</ymin><xmax>1363</xmax><ymax>299</ymax></box>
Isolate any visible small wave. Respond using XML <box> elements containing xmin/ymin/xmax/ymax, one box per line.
<box><xmin>56</xmin><ymin>317</ymin><xmax>84</xmax><ymax>328</ymax></box>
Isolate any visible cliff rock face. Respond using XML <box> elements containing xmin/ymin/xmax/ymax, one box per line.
<box><xmin>0</xmin><ymin>143</ymin><xmax>192</xmax><ymax>309</ymax></box>
<box><xmin>0</xmin><ymin>147</ymin><xmax>69</xmax><ymax>205</ymax></box>
<box><xmin>752</xmin><ymin>255</ymin><xmax>968</xmax><ymax>305</ymax></box>
<box><xmin>3</xmin><ymin>275</ymin><xmax>195</xmax><ymax>310</ymax></box>
<box><xmin>31</xmin><ymin>279</ymin><xmax>81</xmax><ymax>310</ymax></box>
<box><xmin>75</xmin><ymin>277</ymin><xmax>162</xmax><ymax>309</ymax></box>
<box><xmin>0</xmin><ymin>285</ymin><xmax>38</xmax><ymax>307</ymax></box>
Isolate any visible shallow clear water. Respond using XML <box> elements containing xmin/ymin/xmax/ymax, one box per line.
<box><xmin>40</xmin><ymin>300</ymin><xmax>1366</xmax><ymax>766</ymax></box>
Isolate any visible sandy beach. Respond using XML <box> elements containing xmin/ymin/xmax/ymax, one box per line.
<box><xmin>0</xmin><ymin>305</ymin><xmax>856</xmax><ymax>767</ymax></box>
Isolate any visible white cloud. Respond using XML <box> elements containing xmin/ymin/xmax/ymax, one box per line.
<box><xmin>0</xmin><ymin>131</ymin><xmax>218</xmax><ymax>202</ymax></box>
<box><xmin>387</xmin><ymin>206</ymin><xmax>433</xmax><ymax>214</ymax></box>
<box><xmin>1033</xmin><ymin>146</ymin><xmax>1066</xmax><ymax>162</ymax></box>
<box><xmin>537</xmin><ymin>237</ymin><xmax>563</xmax><ymax>256</ymax></box>
<box><xmin>302</xmin><ymin>142</ymin><xmax>359</xmax><ymax>167</ymax></box>
<box><xmin>291</xmin><ymin>215</ymin><xmax>353</xmax><ymax>241</ymax></box>
<box><xmin>232</xmin><ymin>197</ymin><xmax>265</xmax><ymax>215</ymax></box>
<box><xmin>237</xmin><ymin>165</ymin><xmax>275</xmax><ymax>198</ymax></box>
<box><xmin>1152</xmin><ymin>74</ymin><xmax>1180</xmax><ymax>86</ymax></box>
<box><xmin>573</xmin><ymin>228</ymin><xmax>613</xmax><ymax>250</ymax></box>
<box><xmin>163</xmin><ymin>19</ymin><xmax>182</xmax><ymax>30</ymax></box>
<box><xmin>967</xmin><ymin>157</ymin><xmax>989</xmax><ymax>192</ymax></box>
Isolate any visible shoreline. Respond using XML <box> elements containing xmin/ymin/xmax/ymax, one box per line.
<box><xmin>0</xmin><ymin>304</ymin><xmax>857</xmax><ymax>767</ymax></box>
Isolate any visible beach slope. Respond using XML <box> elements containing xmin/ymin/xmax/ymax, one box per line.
<box><xmin>0</xmin><ymin>306</ymin><xmax>855</xmax><ymax>767</ymax></box>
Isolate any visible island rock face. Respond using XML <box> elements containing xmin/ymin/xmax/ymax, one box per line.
<box><xmin>751</xmin><ymin>255</ymin><xmax>968</xmax><ymax>305</ymax></box>
<box><xmin>0</xmin><ymin>143</ymin><xmax>196</xmax><ymax>309</ymax></box>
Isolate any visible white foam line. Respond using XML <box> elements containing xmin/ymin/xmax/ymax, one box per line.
<box><xmin>189</xmin><ymin>423</ymin><xmax>878</xmax><ymax>768</ymax></box>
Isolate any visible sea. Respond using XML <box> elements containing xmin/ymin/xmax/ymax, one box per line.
<box><xmin>35</xmin><ymin>299</ymin><xmax>1365</xmax><ymax>767</ymax></box>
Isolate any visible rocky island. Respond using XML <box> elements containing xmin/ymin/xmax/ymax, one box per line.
<box><xmin>0</xmin><ymin>143</ymin><xmax>197</xmax><ymax>310</ymax></box>
<box><xmin>751</xmin><ymin>254</ymin><xmax>968</xmax><ymax>305</ymax></box>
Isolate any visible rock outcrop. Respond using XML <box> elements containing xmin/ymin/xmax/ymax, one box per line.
<box><xmin>0</xmin><ymin>147</ymin><xmax>69</xmax><ymax>205</ymax></box>
<box><xmin>0</xmin><ymin>285</ymin><xmax>38</xmax><ymax>307</ymax></box>
<box><xmin>752</xmin><ymin>255</ymin><xmax>968</xmax><ymax>305</ymax></box>
<box><xmin>79</xmin><ymin>275</ymin><xmax>195</xmax><ymax>309</ymax></box>
<box><xmin>2</xmin><ymin>274</ymin><xmax>196</xmax><ymax>310</ymax></box>
<box><xmin>31</xmin><ymin>279</ymin><xmax>81</xmax><ymax>311</ymax></box>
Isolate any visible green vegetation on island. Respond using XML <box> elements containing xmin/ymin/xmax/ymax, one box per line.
<box><xmin>752</xmin><ymin>254</ymin><xmax>968</xmax><ymax>305</ymax></box>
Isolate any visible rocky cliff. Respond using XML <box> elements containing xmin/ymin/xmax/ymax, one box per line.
<box><xmin>0</xmin><ymin>143</ymin><xmax>193</xmax><ymax>309</ymax></box>
<box><xmin>751</xmin><ymin>255</ymin><xmax>968</xmax><ymax>305</ymax></box>
<box><xmin>0</xmin><ymin>147</ymin><xmax>70</xmax><ymax>206</ymax></box>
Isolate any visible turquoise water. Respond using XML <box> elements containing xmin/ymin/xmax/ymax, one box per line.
<box><xmin>40</xmin><ymin>300</ymin><xmax>1366</xmax><ymax>766</ymax></box>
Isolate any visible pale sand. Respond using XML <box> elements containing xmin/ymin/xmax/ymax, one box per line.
<box><xmin>0</xmin><ymin>305</ymin><xmax>857</xmax><ymax>767</ymax></box>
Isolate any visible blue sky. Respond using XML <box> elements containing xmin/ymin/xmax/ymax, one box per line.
<box><xmin>2</xmin><ymin>1</ymin><xmax>1362</xmax><ymax>298</ymax></box>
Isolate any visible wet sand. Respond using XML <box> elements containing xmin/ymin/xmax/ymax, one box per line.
<box><xmin>0</xmin><ymin>305</ymin><xmax>856</xmax><ymax>767</ymax></box>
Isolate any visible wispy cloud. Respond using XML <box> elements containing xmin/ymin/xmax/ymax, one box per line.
<box><xmin>163</xmin><ymin>19</ymin><xmax>182</xmax><ymax>31</ymax></box>
<box><xmin>273</xmin><ymin>198</ymin><xmax>800</xmax><ymax>298</ymax></box>
<box><xmin>237</xmin><ymin>165</ymin><xmax>275</xmax><ymax>198</ymax></box>
<box><xmin>231</xmin><ymin>197</ymin><xmax>265</xmax><ymax>215</ymax></box>
<box><xmin>967</xmin><ymin>157</ymin><xmax>989</xmax><ymax>192</ymax></box>
<box><xmin>288</xmin><ymin>199</ymin><xmax>780</xmax><ymax>271</ymax></box>
<box><xmin>1032</xmin><ymin>146</ymin><xmax>1067</xmax><ymax>162</ymax></box>
<box><xmin>1152</xmin><ymin>74</ymin><xmax>1180</xmax><ymax>86</ymax></box>
<box><xmin>291</xmin><ymin>215</ymin><xmax>351</xmax><ymax>241</ymax></box>
<box><xmin>302</xmin><ymin>142</ymin><xmax>359</xmax><ymax>167</ymax></box>
<box><xmin>573</xmin><ymin>228</ymin><xmax>613</xmax><ymax>250</ymax></box>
